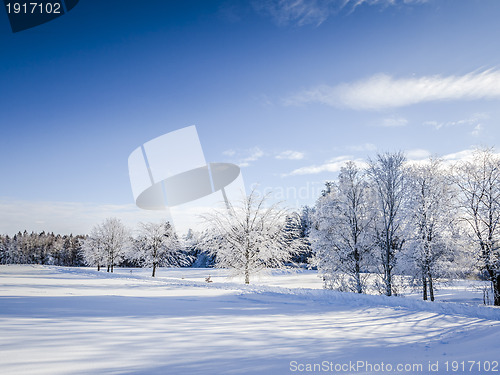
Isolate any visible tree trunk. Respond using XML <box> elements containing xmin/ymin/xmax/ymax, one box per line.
<box><xmin>493</xmin><ymin>274</ymin><xmax>500</xmax><ymax>306</ymax></box>
<box><xmin>244</xmin><ymin>246</ymin><xmax>250</xmax><ymax>284</ymax></box>
<box><xmin>354</xmin><ymin>248</ymin><xmax>362</xmax><ymax>294</ymax></box>
<box><xmin>383</xmin><ymin>241</ymin><xmax>392</xmax><ymax>296</ymax></box>
<box><xmin>107</xmin><ymin>264</ymin><xmax>110</xmax><ymax>272</ymax></box>
<box><xmin>97</xmin><ymin>264</ymin><xmax>100</xmax><ymax>272</ymax></box>
<box><xmin>385</xmin><ymin>271</ymin><xmax>392</xmax><ymax>296</ymax></box>
<box><xmin>422</xmin><ymin>275</ymin><xmax>428</xmax><ymax>301</ymax></box>
<box><xmin>152</xmin><ymin>263</ymin><xmax>156</xmax><ymax>277</ymax></box>
<box><xmin>485</xmin><ymin>266</ymin><xmax>500</xmax><ymax>306</ymax></box>
<box><xmin>385</xmin><ymin>255</ymin><xmax>392</xmax><ymax>296</ymax></box>
<box><xmin>428</xmin><ymin>273</ymin><xmax>435</xmax><ymax>302</ymax></box>
<box><xmin>355</xmin><ymin>272</ymin><xmax>362</xmax><ymax>294</ymax></box>
<box><xmin>111</xmin><ymin>263</ymin><xmax>114</xmax><ymax>273</ymax></box>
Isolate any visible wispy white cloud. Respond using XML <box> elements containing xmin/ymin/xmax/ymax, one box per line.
<box><xmin>257</xmin><ymin>94</ymin><xmax>274</xmax><ymax>106</ymax></box>
<box><xmin>245</xmin><ymin>147</ymin><xmax>265</xmax><ymax>162</ymax></box>
<box><xmin>282</xmin><ymin>147</ymin><xmax>500</xmax><ymax>177</ymax></box>
<box><xmin>423</xmin><ymin>113</ymin><xmax>488</xmax><ymax>137</ymax></box>
<box><xmin>276</xmin><ymin>150</ymin><xmax>305</xmax><ymax>160</ymax></box>
<box><xmin>406</xmin><ymin>148</ymin><xmax>431</xmax><ymax>160</ymax></box>
<box><xmin>408</xmin><ymin>148</ymin><xmax>500</xmax><ymax>168</ymax></box>
<box><xmin>285</xmin><ymin>70</ymin><xmax>500</xmax><ymax>110</ymax></box>
<box><xmin>222</xmin><ymin>147</ymin><xmax>266</xmax><ymax>167</ymax></box>
<box><xmin>252</xmin><ymin>0</ymin><xmax>333</xmax><ymax>27</ymax></box>
<box><xmin>380</xmin><ymin>116</ymin><xmax>408</xmax><ymax>127</ymax></box>
<box><xmin>441</xmin><ymin>149</ymin><xmax>477</xmax><ymax>164</ymax></box>
<box><xmin>238</xmin><ymin>147</ymin><xmax>265</xmax><ymax>167</ymax></box>
<box><xmin>252</xmin><ymin>0</ymin><xmax>428</xmax><ymax>27</ymax></box>
<box><xmin>283</xmin><ymin>155</ymin><xmax>367</xmax><ymax>176</ymax></box>
<box><xmin>471</xmin><ymin>124</ymin><xmax>482</xmax><ymax>137</ymax></box>
<box><xmin>347</xmin><ymin>0</ymin><xmax>429</xmax><ymax>14</ymax></box>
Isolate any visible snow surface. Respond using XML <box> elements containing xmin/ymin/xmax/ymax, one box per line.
<box><xmin>1</xmin><ymin>265</ymin><xmax>499</xmax><ymax>375</ymax></box>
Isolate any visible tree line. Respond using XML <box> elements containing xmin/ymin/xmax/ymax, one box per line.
<box><xmin>0</xmin><ymin>202</ymin><xmax>311</xmax><ymax>282</ymax></box>
<box><xmin>81</xmin><ymin>218</ymin><xmax>194</xmax><ymax>276</ymax></box>
<box><xmin>0</xmin><ymin>221</ymin><xmax>199</xmax><ymax>274</ymax></box>
<box><xmin>0</xmin><ymin>231</ymin><xmax>85</xmax><ymax>266</ymax></box>
<box><xmin>309</xmin><ymin>148</ymin><xmax>500</xmax><ymax>306</ymax></box>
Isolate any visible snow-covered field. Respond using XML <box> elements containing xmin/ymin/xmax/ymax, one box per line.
<box><xmin>1</xmin><ymin>266</ymin><xmax>499</xmax><ymax>375</ymax></box>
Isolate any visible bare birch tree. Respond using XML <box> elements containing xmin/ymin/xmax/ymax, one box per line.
<box><xmin>83</xmin><ymin>218</ymin><xmax>129</xmax><ymax>272</ymax></box>
<box><xmin>405</xmin><ymin>158</ymin><xmax>457</xmax><ymax>301</ymax></box>
<box><xmin>452</xmin><ymin>148</ymin><xmax>500</xmax><ymax>305</ymax></box>
<box><xmin>82</xmin><ymin>227</ymin><xmax>105</xmax><ymax>271</ymax></box>
<box><xmin>368</xmin><ymin>152</ymin><xmax>407</xmax><ymax>296</ymax></box>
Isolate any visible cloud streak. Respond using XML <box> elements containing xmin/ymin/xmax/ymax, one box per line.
<box><xmin>283</xmin><ymin>155</ymin><xmax>367</xmax><ymax>176</ymax></box>
<box><xmin>252</xmin><ymin>0</ymin><xmax>428</xmax><ymax>27</ymax></box>
<box><xmin>228</xmin><ymin>147</ymin><xmax>266</xmax><ymax>167</ymax></box>
<box><xmin>406</xmin><ymin>148</ymin><xmax>431</xmax><ymax>160</ymax></box>
<box><xmin>285</xmin><ymin>70</ymin><xmax>500</xmax><ymax>110</ymax></box>
<box><xmin>282</xmin><ymin>147</ymin><xmax>500</xmax><ymax>177</ymax></box>
<box><xmin>424</xmin><ymin>113</ymin><xmax>488</xmax><ymax>137</ymax></box>
<box><xmin>276</xmin><ymin>150</ymin><xmax>305</xmax><ymax>160</ymax></box>
<box><xmin>380</xmin><ymin>116</ymin><xmax>408</xmax><ymax>127</ymax></box>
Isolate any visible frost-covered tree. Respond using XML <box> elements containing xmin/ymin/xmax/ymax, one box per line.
<box><xmin>368</xmin><ymin>152</ymin><xmax>407</xmax><ymax>296</ymax></box>
<box><xmin>102</xmin><ymin>218</ymin><xmax>130</xmax><ymax>272</ymax></box>
<box><xmin>283</xmin><ymin>211</ymin><xmax>311</xmax><ymax>265</ymax></box>
<box><xmin>82</xmin><ymin>227</ymin><xmax>106</xmax><ymax>271</ymax></box>
<box><xmin>0</xmin><ymin>235</ymin><xmax>9</xmax><ymax>264</ymax></box>
<box><xmin>82</xmin><ymin>218</ymin><xmax>129</xmax><ymax>272</ymax></box>
<box><xmin>292</xmin><ymin>206</ymin><xmax>314</xmax><ymax>264</ymax></box>
<box><xmin>13</xmin><ymin>231</ymin><xmax>34</xmax><ymax>264</ymax></box>
<box><xmin>133</xmin><ymin>221</ymin><xmax>190</xmax><ymax>277</ymax></box>
<box><xmin>404</xmin><ymin>159</ymin><xmax>457</xmax><ymax>301</ymax></box>
<box><xmin>34</xmin><ymin>231</ymin><xmax>51</xmax><ymax>265</ymax></box>
<box><xmin>49</xmin><ymin>234</ymin><xmax>65</xmax><ymax>266</ymax></box>
<box><xmin>185</xmin><ymin>228</ymin><xmax>214</xmax><ymax>267</ymax></box>
<box><xmin>453</xmin><ymin>148</ymin><xmax>500</xmax><ymax>305</ymax></box>
<box><xmin>201</xmin><ymin>191</ymin><xmax>305</xmax><ymax>284</ymax></box>
<box><xmin>311</xmin><ymin>161</ymin><xmax>373</xmax><ymax>293</ymax></box>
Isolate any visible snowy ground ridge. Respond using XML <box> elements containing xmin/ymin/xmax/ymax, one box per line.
<box><xmin>49</xmin><ymin>265</ymin><xmax>500</xmax><ymax>322</ymax></box>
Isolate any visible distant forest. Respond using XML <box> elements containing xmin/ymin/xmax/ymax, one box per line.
<box><xmin>0</xmin><ymin>231</ymin><xmax>85</xmax><ymax>266</ymax></box>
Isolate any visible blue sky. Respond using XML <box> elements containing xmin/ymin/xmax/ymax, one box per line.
<box><xmin>1</xmin><ymin>0</ymin><xmax>500</xmax><ymax>234</ymax></box>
